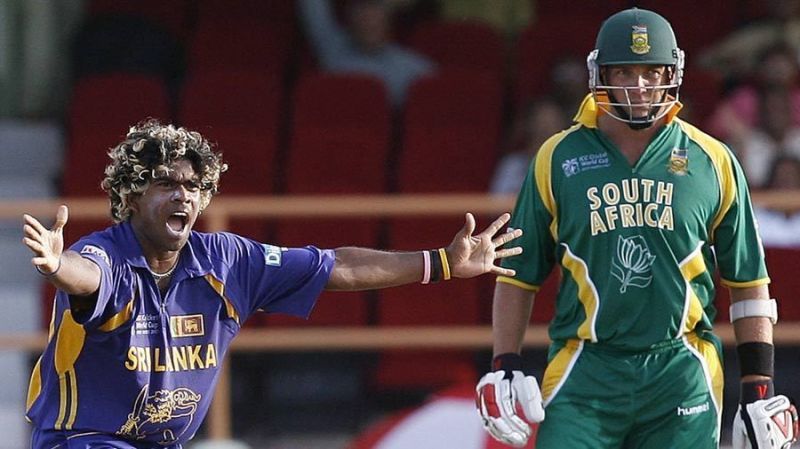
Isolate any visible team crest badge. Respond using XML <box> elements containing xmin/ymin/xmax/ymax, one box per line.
<box><xmin>668</xmin><ymin>147</ymin><xmax>689</xmax><ymax>175</ymax></box>
<box><xmin>630</xmin><ymin>25</ymin><xmax>650</xmax><ymax>55</ymax></box>
<box><xmin>170</xmin><ymin>314</ymin><xmax>205</xmax><ymax>337</ymax></box>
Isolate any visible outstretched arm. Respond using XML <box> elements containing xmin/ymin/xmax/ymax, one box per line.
<box><xmin>325</xmin><ymin>213</ymin><xmax>522</xmax><ymax>291</ymax></box>
<box><xmin>23</xmin><ymin>205</ymin><xmax>101</xmax><ymax>297</ymax></box>
<box><xmin>297</xmin><ymin>0</ymin><xmax>349</xmax><ymax>68</ymax></box>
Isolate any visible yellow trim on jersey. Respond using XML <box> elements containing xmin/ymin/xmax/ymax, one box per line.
<box><xmin>98</xmin><ymin>299</ymin><xmax>134</xmax><ymax>332</ymax></box>
<box><xmin>47</xmin><ymin>298</ymin><xmax>56</xmax><ymax>340</ymax></box>
<box><xmin>66</xmin><ymin>368</ymin><xmax>78</xmax><ymax>429</ymax></box>
<box><xmin>56</xmin><ymin>373</ymin><xmax>68</xmax><ymax>429</ymax></box>
<box><xmin>55</xmin><ymin>369</ymin><xmax>79</xmax><ymax>430</ymax></box>
<box><xmin>204</xmin><ymin>275</ymin><xmax>241</xmax><ymax>326</ymax></box>
<box><xmin>560</xmin><ymin>244</ymin><xmax>599</xmax><ymax>342</ymax></box>
<box><xmin>676</xmin><ymin>120</ymin><xmax>737</xmax><ymax>242</ymax></box>
<box><xmin>541</xmin><ymin>339</ymin><xmax>583</xmax><ymax>405</ymax></box>
<box><xmin>496</xmin><ymin>276</ymin><xmax>540</xmax><ymax>291</ymax></box>
<box><xmin>679</xmin><ymin>242</ymin><xmax>708</xmax><ymax>336</ymax></box>
<box><xmin>685</xmin><ymin>333</ymin><xmax>724</xmax><ymax>420</ymax></box>
<box><xmin>54</xmin><ymin>310</ymin><xmax>85</xmax><ymax>374</ymax></box>
<box><xmin>54</xmin><ymin>310</ymin><xmax>85</xmax><ymax>430</ymax></box>
<box><xmin>26</xmin><ymin>357</ymin><xmax>42</xmax><ymax>412</ymax></box>
<box><xmin>720</xmin><ymin>277</ymin><xmax>771</xmax><ymax>288</ymax></box>
<box><xmin>534</xmin><ymin>138</ymin><xmax>557</xmax><ymax>239</ymax></box>
<box><xmin>534</xmin><ymin>124</ymin><xmax>582</xmax><ymax>240</ymax></box>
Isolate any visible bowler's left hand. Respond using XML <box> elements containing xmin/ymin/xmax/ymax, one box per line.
<box><xmin>447</xmin><ymin>213</ymin><xmax>522</xmax><ymax>279</ymax></box>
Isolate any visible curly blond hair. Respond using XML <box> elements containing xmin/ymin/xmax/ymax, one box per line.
<box><xmin>101</xmin><ymin>119</ymin><xmax>227</xmax><ymax>222</ymax></box>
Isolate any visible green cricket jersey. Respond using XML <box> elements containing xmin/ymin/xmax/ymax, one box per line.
<box><xmin>498</xmin><ymin>95</ymin><xmax>770</xmax><ymax>351</ymax></box>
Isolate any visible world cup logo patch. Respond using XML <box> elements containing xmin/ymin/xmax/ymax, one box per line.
<box><xmin>630</xmin><ymin>25</ymin><xmax>650</xmax><ymax>55</ymax></box>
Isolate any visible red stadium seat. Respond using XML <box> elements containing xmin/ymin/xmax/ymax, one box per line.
<box><xmin>679</xmin><ymin>67</ymin><xmax>723</xmax><ymax>124</ymax></box>
<box><xmin>194</xmin><ymin>127</ymin><xmax>279</xmax><ymax>241</ymax></box>
<box><xmin>711</xmin><ymin>246</ymin><xmax>800</xmax><ymax>324</ymax></box>
<box><xmin>406</xmin><ymin>21</ymin><xmax>507</xmax><ymax>79</ymax></box>
<box><xmin>195</xmin><ymin>0</ymin><xmax>296</xmax><ymax>25</ymax></box>
<box><xmin>514</xmin><ymin>17</ymin><xmax>597</xmax><ymax>107</ymax></box>
<box><xmin>179</xmin><ymin>70</ymin><xmax>285</xmax><ymax>239</ymax></box>
<box><xmin>286</xmin><ymin>73</ymin><xmax>391</xmax><ymax>194</ymax></box>
<box><xmin>633</xmin><ymin>0</ymin><xmax>735</xmax><ymax>56</ymax></box>
<box><xmin>178</xmin><ymin>70</ymin><xmax>283</xmax><ymax>195</ymax></box>
<box><xmin>374</xmin><ymin>71</ymin><xmax>501</xmax><ymax>389</ymax></box>
<box><xmin>63</xmin><ymin>73</ymin><xmax>171</xmax><ymax>196</ymax></box>
<box><xmin>254</xmin><ymin>73</ymin><xmax>392</xmax><ymax>328</ymax></box>
<box><xmin>397</xmin><ymin>70</ymin><xmax>503</xmax><ymax>193</ymax></box>
<box><xmin>179</xmin><ymin>70</ymin><xmax>283</xmax><ymax>130</ymax></box>
<box><xmin>533</xmin><ymin>0</ymin><xmax>626</xmax><ymax>23</ymax></box>
<box><xmin>764</xmin><ymin>247</ymin><xmax>800</xmax><ymax>321</ymax></box>
<box><xmin>372</xmin><ymin>217</ymin><xmax>483</xmax><ymax>390</ymax></box>
<box><xmin>188</xmin><ymin>18</ymin><xmax>292</xmax><ymax>78</ymax></box>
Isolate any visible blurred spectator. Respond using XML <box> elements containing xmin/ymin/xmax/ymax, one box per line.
<box><xmin>489</xmin><ymin>98</ymin><xmax>567</xmax><ymax>194</ymax></box>
<box><xmin>699</xmin><ymin>0</ymin><xmax>800</xmax><ymax>84</ymax></box>
<box><xmin>549</xmin><ymin>55</ymin><xmax>587</xmax><ymax>121</ymax></box>
<box><xmin>735</xmin><ymin>87</ymin><xmax>800</xmax><ymax>188</ymax></box>
<box><xmin>754</xmin><ymin>155</ymin><xmax>800</xmax><ymax>247</ymax></box>
<box><xmin>707</xmin><ymin>44</ymin><xmax>800</xmax><ymax>149</ymax></box>
<box><xmin>298</xmin><ymin>0</ymin><xmax>436</xmax><ymax>107</ymax></box>
<box><xmin>436</xmin><ymin>0</ymin><xmax>532</xmax><ymax>39</ymax></box>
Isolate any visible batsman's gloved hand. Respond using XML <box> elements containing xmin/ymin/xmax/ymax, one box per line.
<box><xmin>475</xmin><ymin>354</ymin><xmax>544</xmax><ymax>447</ymax></box>
<box><xmin>733</xmin><ymin>380</ymin><xmax>799</xmax><ymax>449</ymax></box>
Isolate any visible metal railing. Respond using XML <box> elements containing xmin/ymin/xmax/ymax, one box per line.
<box><xmin>2</xmin><ymin>191</ymin><xmax>799</xmax><ymax>439</ymax></box>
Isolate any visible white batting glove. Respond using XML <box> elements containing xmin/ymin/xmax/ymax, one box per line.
<box><xmin>733</xmin><ymin>395</ymin><xmax>799</xmax><ymax>449</ymax></box>
<box><xmin>475</xmin><ymin>370</ymin><xmax>545</xmax><ymax>447</ymax></box>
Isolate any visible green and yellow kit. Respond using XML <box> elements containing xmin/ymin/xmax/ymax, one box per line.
<box><xmin>498</xmin><ymin>95</ymin><xmax>770</xmax><ymax>449</ymax></box>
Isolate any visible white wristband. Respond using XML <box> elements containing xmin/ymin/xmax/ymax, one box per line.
<box><xmin>729</xmin><ymin>298</ymin><xmax>778</xmax><ymax>324</ymax></box>
<box><xmin>421</xmin><ymin>250</ymin><xmax>431</xmax><ymax>284</ymax></box>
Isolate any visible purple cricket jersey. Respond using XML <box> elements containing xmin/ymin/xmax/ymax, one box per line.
<box><xmin>27</xmin><ymin>221</ymin><xmax>334</xmax><ymax>448</ymax></box>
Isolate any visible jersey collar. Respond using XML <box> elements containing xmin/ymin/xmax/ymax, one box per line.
<box><xmin>573</xmin><ymin>93</ymin><xmax>683</xmax><ymax>128</ymax></box>
<box><xmin>117</xmin><ymin>221</ymin><xmax>214</xmax><ymax>278</ymax></box>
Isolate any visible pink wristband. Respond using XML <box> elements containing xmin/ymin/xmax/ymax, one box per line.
<box><xmin>421</xmin><ymin>250</ymin><xmax>431</xmax><ymax>284</ymax></box>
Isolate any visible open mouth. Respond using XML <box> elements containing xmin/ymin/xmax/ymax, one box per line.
<box><xmin>166</xmin><ymin>212</ymin><xmax>189</xmax><ymax>235</ymax></box>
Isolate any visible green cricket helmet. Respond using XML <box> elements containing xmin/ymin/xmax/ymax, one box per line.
<box><xmin>587</xmin><ymin>8</ymin><xmax>685</xmax><ymax>129</ymax></box>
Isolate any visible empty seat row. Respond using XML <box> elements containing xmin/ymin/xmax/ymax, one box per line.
<box><xmin>64</xmin><ymin>69</ymin><xmax>502</xmax><ymax>199</ymax></box>
<box><xmin>81</xmin><ymin>0</ymin><xmax>736</xmax><ymax>120</ymax></box>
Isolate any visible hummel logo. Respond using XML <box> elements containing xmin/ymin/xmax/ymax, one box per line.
<box><xmin>677</xmin><ymin>401</ymin><xmax>710</xmax><ymax>416</ymax></box>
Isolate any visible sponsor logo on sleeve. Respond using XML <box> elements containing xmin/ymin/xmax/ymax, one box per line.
<box><xmin>80</xmin><ymin>244</ymin><xmax>110</xmax><ymax>266</ymax></box>
<box><xmin>261</xmin><ymin>244</ymin><xmax>285</xmax><ymax>267</ymax></box>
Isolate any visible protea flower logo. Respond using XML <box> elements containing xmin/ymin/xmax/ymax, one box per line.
<box><xmin>611</xmin><ymin>235</ymin><xmax>656</xmax><ymax>293</ymax></box>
